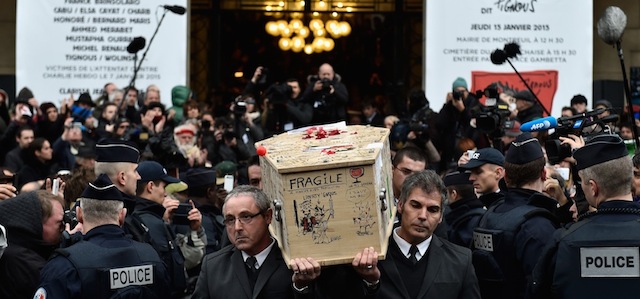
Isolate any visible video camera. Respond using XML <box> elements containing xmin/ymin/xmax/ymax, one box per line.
<box><xmin>473</xmin><ymin>84</ymin><xmax>514</xmax><ymax>136</ymax></box>
<box><xmin>521</xmin><ymin>108</ymin><xmax>619</xmax><ymax>164</ymax></box>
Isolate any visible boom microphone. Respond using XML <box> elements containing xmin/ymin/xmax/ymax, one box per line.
<box><xmin>520</xmin><ymin>116</ymin><xmax>558</xmax><ymax>132</ymax></box>
<box><xmin>597</xmin><ymin>6</ymin><xmax>627</xmax><ymax>45</ymax></box>
<box><xmin>126</xmin><ymin>37</ymin><xmax>146</xmax><ymax>54</ymax></box>
<box><xmin>163</xmin><ymin>5</ymin><xmax>186</xmax><ymax>15</ymax></box>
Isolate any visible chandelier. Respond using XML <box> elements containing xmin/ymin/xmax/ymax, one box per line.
<box><xmin>264</xmin><ymin>1</ymin><xmax>352</xmax><ymax>54</ymax></box>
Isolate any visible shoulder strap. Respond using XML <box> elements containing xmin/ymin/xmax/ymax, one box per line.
<box><xmin>124</xmin><ymin>213</ymin><xmax>150</xmax><ymax>243</ymax></box>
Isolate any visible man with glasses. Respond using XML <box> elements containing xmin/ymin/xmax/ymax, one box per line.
<box><xmin>192</xmin><ymin>185</ymin><xmax>311</xmax><ymax>299</ymax></box>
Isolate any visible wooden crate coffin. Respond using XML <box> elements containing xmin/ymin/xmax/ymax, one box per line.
<box><xmin>258</xmin><ymin>124</ymin><xmax>395</xmax><ymax>266</ymax></box>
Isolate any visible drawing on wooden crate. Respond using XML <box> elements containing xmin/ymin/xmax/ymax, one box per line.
<box><xmin>350</xmin><ymin>167</ymin><xmax>364</xmax><ymax>183</ymax></box>
<box><xmin>294</xmin><ymin>196</ymin><xmax>341</xmax><ymax>244</ymax></box>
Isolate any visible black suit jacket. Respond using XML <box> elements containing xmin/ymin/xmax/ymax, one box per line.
<box><xmin>376</xmin><ymin>236</ymin><xmax>481</xmax><ymax>299</ymax></box>
<box><xmin>192</xmin><ymin>242</ymin><xmax>311</xmax><ymax>299</ymax></box>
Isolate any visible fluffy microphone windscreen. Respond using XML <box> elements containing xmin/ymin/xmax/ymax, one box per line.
<box><xmin>597</xmin><ymin>6</ymin><xmax>627</xmax><ymax>45</ymax></box>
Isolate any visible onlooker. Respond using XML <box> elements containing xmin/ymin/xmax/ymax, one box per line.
<box><xmin>362</xmin><ymin>100</ymin><xmax>385</xmax><ymax>127</ymax></box>
<box><xmin>560</xmin><ymin>106</ymin><xmax>577</xmax><ymax>118</ymax></box>
<box><xmin>570</xmin><ymin>94</ymin><xmax>588</xmax><ymax>114</ymax></box>
<box><xmin>35</xmin><ymin>174</ymin><xmax>171</xmax><ymax>298</ymax></box>
<box><xmin>16</xmin><ymin>137</ymin><xmax>57</xmax><ymax>191</ymax></box>
<box><xmin>302</xmin><ymin>63</ymin><xmax>349</xmax><ymax>125</ymax></box>
<box><xmin>37</xmin><ymin>101</ymin><xmax>66</xmax><ymax>144</ymax></box>
<box><xmin>0</xmin><ymin>191</ymin><xmax>67</xmax><ymax>298</ymax></box>
<box><xmin>4</xmin><ymin>125</ymin><xmax>34</xmax><ymax>173</ymax></box>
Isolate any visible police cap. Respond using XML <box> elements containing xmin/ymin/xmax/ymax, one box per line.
<box><xmin>443</xmin><ymin>171</ymin><xmax>472</xmax><ymax>187</ymax></box>
<box><xmin>81</xmin><ymin>174</ymin><xmax>124</xmax><ymax>201</ymax></box>
<box><xmin>505</xmin><ymin>132</ymin><xmax>544</xmax><ymax>164</ymax></box>
<box><xmin>96</xmin><ymin>139</ymin><xmax>140</xmax><ymax>163</ymax></box>
<box><xmin>573</xmin><ymin>134</ymin><xmax>627</xmax><ymax>171</ymax></box>
<box><xmin>459</xmin><ymin>148</ymin><xmax>504</xmax><ymax>169</ymax></box>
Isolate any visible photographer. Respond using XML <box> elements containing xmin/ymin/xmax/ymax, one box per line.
<box><xmin>301</xmin><ymin>63</ymin><xmax>349</xmax><ymax>125</ymax></box>
<box><xmin>228</xmin><ymin>96</ymin><xmax>264</xmax><ymax>160</ymax></box>
<box><xmin>435</xmin><ymin>77</ymin><xmax>483</xmax><ymax>172</ymax></box>
<box><xmin>261</xmin><ymin>78</ymin><xmax>313</xmax><ymax>137</ymax></box>
<box><xmin>391</xmin><ymin>89</ymin><xmax>441</xmax><ymax>169</ymax></box>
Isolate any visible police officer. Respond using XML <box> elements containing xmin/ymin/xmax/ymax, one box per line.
<box><xmin>127</xmin><ymin>161</ymin><xmax>206</xmax><ymax>298</ymax></box>
<box><xmin>94</xmin><ymin>138</ymin><xmax>142</xmax><ymax>214</ymax></box>
<box><xmin>34</xmin><ymin>174</ymin><xmax>171</xmax><ymax>299</ymax></box>
<box><xmin>471</xmin><ymin>132</ymin><xmax>561</xmax><ymax>299</ymax></box>
<box><xmin>530</xmin><ymin>134</ymin><xmax>640</xmax><ymax>298</ymax></box>
<box><xmin>443</xmin><ymin>170</ymin><xmax>485</xmax><ymax>248</ymax></box>
<box><xmin>458</xmin><ymin>147</ymin><xmax>506</xmax><ymax>208</ymax></box>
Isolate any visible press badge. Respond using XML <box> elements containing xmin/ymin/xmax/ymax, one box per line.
<box><xmin>110</xmin><ymin>265</ymin><xmax>154</xmax><ymax>289</ymax></box>
<box><xmin>580</xmin><ymin>247</ymin><xmax>640</xmax><ymax>277</ymax></box>
<box><xmin>473</xmin><ymin>231</ymin><xmax>494</xmax><ymax>251</ymax></box>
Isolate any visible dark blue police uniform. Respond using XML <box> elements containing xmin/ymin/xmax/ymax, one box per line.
<box><xmin>472</xmin><ymin>188</ymin><xmax>560</xmax><ymax>299</ymax></box>
<box><xmin>35</xmin><ymin>224</ymin><xmax>171</xmax><ymax>299</ymax></box>
<box><xmin>530</xmin><ymin>200</ymin><xmax>640</xmax><ymax>298</ymax></box>
<box><xmin>445</xmin><ymin>196</ymin><xmax>485</xmax><ymax>248</ymax></box>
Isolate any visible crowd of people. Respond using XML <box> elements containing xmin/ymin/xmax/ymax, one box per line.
<box><xmin>0</xmin><ymin>61</ymin><xmax>639</xmax><ymax>298</ymax></box>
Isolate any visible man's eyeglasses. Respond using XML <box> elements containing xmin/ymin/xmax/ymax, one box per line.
<box><xmin>249</xmin><ymin>178</ymin><xmax>261</xmax><ymax>186</ymax></box>
<box><xmin>118</xmin><ymin>125</ymin><xmax>130</xmax><ymax>129</ymax></box>
<box><xmin>223</xmin><ymin>211</ymin><xmax>263</xmax><ymax>227</ymax></box>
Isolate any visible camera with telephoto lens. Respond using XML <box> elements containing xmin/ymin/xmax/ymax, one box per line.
<box><xmin>265</xmin><ymin>82</ymin><xmax>293</xmax><ymax>105</ymax></box>
<box><xmin>233</xmin><ymin>101</ymin><xmax>247</xmax><ymax>116</ymax></box>
<box><xmin>544</xmin><ymin>108</ymin><xmax>618</xmax><ymax>164</ymax></box>
<box><xmin>452</xmin><ymin>90</ymin><xmax>465</xmax><ymax>101</ymax></box>
<box><xmin>63</xmin><ymin>209</ymin><xmax>79</xmax><ymax>230</ymax></box>
<box><xmin>320</xmin><ymin>78</ymin><xmax>332</xmax><ymax>92</ymax></box>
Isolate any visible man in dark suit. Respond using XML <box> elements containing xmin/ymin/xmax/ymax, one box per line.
<box><xmin>192</xmin><ymin>185</ymin><xmax>312</xmax><ymax>299</ymax></box>
<box><xmin>376</xmin><ymin>170</ymin><xmax>480</xmax><ymax>299</ymax></box>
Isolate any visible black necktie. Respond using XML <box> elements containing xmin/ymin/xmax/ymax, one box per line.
<box><xmin>246</xmin><ymin>256</ymin><xmax>258</xmax><ymax>289</ymax></box>
<box><xmin>409</xmin><ymin>245</ymin><xmax>419</xmax><ymax>265</ymax></box>
<box><xmin>246</xmin><ymin>256</ymin><xmax>258</xmax><ymax>273</ymax></box>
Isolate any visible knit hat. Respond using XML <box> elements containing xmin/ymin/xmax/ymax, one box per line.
<box><xmin>452</xmin><ymin>77</ymin><xmax>468</xmax><ymax>90</ymax></box>
<box><xmin>594</xmin><ymin>99</ymin><xmax>613</xmax><ymax>110</ymax></box>
<box><xmin>514</xmin><ymin>90</ymin><xmax>535</xmax><ymax>103</ymax></box>
<box><xmin>215</xmin><ymin>161</ymin><xmax>237</xmax><ymax>185</ymax></box>
<box><xmin>16</xmin><ymin>87</ymin><xmax>34</xmax><ymax>104</ymax></box>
